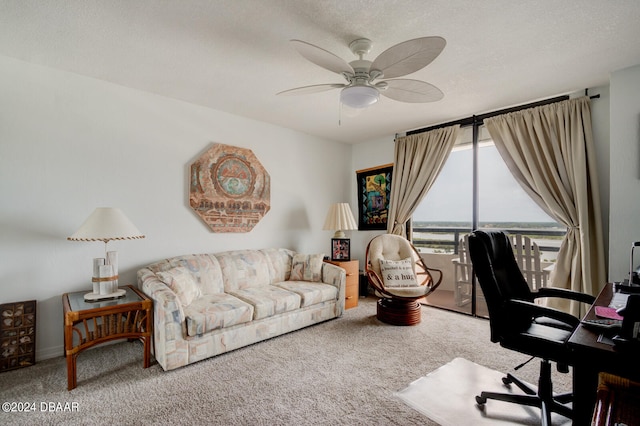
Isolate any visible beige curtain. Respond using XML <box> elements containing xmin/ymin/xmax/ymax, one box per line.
<box><xmin>484</xmin><ymin>96</ymin><xmax>605</xmax><ymax>316</ymax></box>
<box><xmin>387</xmin><ymin>125</ymin><xmax>461</xmax><ymax>236</ymax></box>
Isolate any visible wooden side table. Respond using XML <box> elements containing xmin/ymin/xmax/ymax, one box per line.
<box><xmin>325</xmin><ymin>259</ymin><xmax>359</xmax><ymax>309</ymax></box>
<box><xmin>62</xmin><ymin>285</ymin><xmax>152</xmax><ymax>390</ymax></box>
<box><xmin>592</xmin><ymin>372</ymin><xmax>640</xmax><ymax>425</ymax></box>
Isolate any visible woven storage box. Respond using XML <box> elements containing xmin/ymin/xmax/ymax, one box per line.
<box><xmin>1</xmin><ymin>300</ymin><xmax>36</xmax><ymax>372</ymax></box>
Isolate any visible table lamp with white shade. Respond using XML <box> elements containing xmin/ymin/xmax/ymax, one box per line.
<box><xmin>68</xmin><ymin>207</ymin><xmax>145</xmax><ymax>301</ymax></box>
<box><xmin>322</xmin><ymin>203</ymin><xmax>357</xmax><ymax>261</ymax></box>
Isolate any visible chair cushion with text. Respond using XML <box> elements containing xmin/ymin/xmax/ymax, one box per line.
<box><xmin>379</xmin><ymin>258</ymin><xmax>419</xmax><ymax>288</ymax></box>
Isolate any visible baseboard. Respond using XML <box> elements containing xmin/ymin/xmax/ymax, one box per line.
<box><xmin>36</xmin><ymin>339</ymin><xmax>136</xmax><ymax>363</ymax></box>
<box><xmin>37</xmin><ymin>344</ymin><xmax>64</xmax><ymax>362</ymax></box>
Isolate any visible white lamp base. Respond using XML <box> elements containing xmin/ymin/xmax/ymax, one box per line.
<box><xmin>83</xmin><ymin>288</ymin><xmax>126</xmax><ymax>302</ymax></box>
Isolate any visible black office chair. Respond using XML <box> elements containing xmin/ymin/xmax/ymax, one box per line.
<box><xmin>468</xmin><ymin>230</ymin><xmax>595</xmax><ymax>425</ymax></box>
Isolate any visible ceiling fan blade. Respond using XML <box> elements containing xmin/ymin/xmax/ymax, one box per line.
<box><xmin>290</xmin><ymin>40</ymin><xmax>354</xmax><ymax>75</ymax></box>
<box><xmin>277</xmin><ymin>83</ymin><xmax>345</xmax><ymax>96</ymax></box>
<box><xmin>371</xmin><ymin>37</ymin><xmax>446</xmax><ymax>79</ymax></box>
<box><xmin>380</xmin><ymin>79</ymin><xmax>444</xmax><ymax>103</ymax></box>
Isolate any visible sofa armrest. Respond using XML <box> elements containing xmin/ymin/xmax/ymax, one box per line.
<box><xmin>139</xmin><ymin>277</ymin><xmax>185</xmax><ymax>323</ymax></box>
<box><xmin>138</xmin><ymin>268</ymin><xmax>184</xmax><ymax>316</ymax></box>
<box><xmin>321</xmin><ymin>262</ymin><xmax>346</xmax><ymax>315</ymax></box>
<box><xmin>137</xmin><ymin>268</ymin><xmax>188</xmax><ymax>370</ymax></box>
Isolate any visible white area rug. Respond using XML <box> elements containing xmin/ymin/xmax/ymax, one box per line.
<box><xmin>395</xmin><ymin>357</ymin><xmax>572</xmax><ymax>425</ymax></box>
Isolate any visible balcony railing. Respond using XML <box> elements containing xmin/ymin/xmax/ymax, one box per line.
<box><xmin>411</xmin><ymin>225</ymin><xmax>565</xmax><ymax>256</ymax></box>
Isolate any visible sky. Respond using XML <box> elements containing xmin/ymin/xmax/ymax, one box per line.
<box><xmin>413</xmin><ymin>144</ymin><xmax>557</xmax><ymax>223</ymax></box>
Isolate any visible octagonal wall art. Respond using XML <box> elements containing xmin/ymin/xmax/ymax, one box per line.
<box><xmin>189</xmin><ymin>143</ymin><xmax>270</xmax><ymax>232</ymax></box>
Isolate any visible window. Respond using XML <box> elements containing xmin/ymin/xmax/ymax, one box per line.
<box><xmin>412</xmin><ymin>123</ymin><xmax>563</xmax><ymax>316</ymax></box>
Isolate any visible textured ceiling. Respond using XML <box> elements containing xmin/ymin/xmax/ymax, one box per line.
<box><xmin>2</xmin><ymin>0</ymin><xmax>640</xmax><ymax>144</ymax></box>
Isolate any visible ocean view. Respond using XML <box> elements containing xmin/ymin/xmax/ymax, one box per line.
<box><xmin>412</xmin><ymin>221</ymin><xmax>565</xmax><ymax>262</ymax></box>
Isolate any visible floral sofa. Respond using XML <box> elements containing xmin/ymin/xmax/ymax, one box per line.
<box><xmin>137</xmin><ymin>248</ymin><xmax>346</xmax><ymax>371</ymax></box>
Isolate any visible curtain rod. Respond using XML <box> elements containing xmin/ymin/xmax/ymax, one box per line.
<box><xmin>585</xmin><ymin>88</ymin><xmax>600</xmax><ymax>99</ymax></box>
<box><xmin>405</xmin><ymin>90</ymin><xmax>600</xmax><ymax>137</ymax></box>
<box><xmin>406</xmin><ymin>95</ymin><xmax>570</xmax><ymax>137</ymax></box>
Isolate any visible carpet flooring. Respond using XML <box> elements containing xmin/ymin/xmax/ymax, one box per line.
<box><xmin>0</xmin><ymin>297</ymin><xmax>572</xmax><ymax>425</ymax></box>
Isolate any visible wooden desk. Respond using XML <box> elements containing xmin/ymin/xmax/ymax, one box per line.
<box><xmin>568</xmin><ymin>283</ymin><xmax>640</xmax><ymax>425</ymax></box>
<box><xmin>62</xmin><ymin>285</ymin><xmax>152</xmax><ymax>390</ymax></box>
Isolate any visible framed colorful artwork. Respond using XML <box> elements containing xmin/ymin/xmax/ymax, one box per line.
<box><xmin>356</xmin><ymin>163</ymin><xmax>393</xmax><ymax>231</ymax></box>
<box><xmin>331</xmin><ymin>238</ymin><xmax>351</xmax><ymax>261</ymax></box>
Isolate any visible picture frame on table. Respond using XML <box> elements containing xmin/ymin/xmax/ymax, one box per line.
<box><xmin>331</xmin><ymin>238</ymin><xmax>350</xmax><ymax>261</ymax></box>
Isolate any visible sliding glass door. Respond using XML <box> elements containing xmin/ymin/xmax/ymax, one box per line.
<box><xmin>412</xmin><ymin>126</ymin><xmax>474</xmax><ymax>315</ymax></box>
<box><xmin>413</xmin><ymin>123</ymin><xmax>563</xmax><ymax>317</ymax></box>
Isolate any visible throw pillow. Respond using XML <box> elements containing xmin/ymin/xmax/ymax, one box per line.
<box><xmin>290</xmin><ymin>253</ymin><xmax>324</xmax><ymax>282</ymax></box>
<box><xmin>157</xmin><ymin>267</ymin><xmax>202</xmax><ymax>306</ymax></box>
<box><xmin>379</xmin><ymin>258</ymin><xmax>418</xmax><ymax>288</ymax></box>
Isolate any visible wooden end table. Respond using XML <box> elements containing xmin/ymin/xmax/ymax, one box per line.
<box><xmin>62</xmin><ymin>284</ymin><xmax>152</xmax><ymax>390</ymax></box>
<box><xmin>324</xmin><ymin>259</ymin><xmax>359</xmax><ymax>309</ymax></box>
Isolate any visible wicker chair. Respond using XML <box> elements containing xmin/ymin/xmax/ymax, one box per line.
<box><xmin>365</xmin><ymin>234</ymin><xmax>443</xmax><ymax>325</ymax></box>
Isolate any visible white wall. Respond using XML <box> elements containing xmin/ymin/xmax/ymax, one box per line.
<box><xmin>0</xmin><ymin>55</ymin><xmax>352</xmax><ymax>360</ymax></box>
<box><xmin>609</xmin><ymin>64</ymin><xmax>640</xmax><ymax>281</ymax></box>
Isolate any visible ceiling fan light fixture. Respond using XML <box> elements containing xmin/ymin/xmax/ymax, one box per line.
<box><xmin>283</xmin><ymin>37</ymin><xmax>446</xmax><ymax>106</ymax></box>
<box><xmin>340</xmin><ymin>86</ymin><xmax>379</xmax><ymax>109</ymax></box>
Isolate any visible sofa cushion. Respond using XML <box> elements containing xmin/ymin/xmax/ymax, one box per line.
<box><xmin>290</xmin><ymin>253</ymin><xmax>324</xmax><ymax>282</ymax></box>
<box><xmin>183</xmin><ymin>293</ymin><xmax>254</xmax><ymax>337</ymax></box>
<box><xmin>217</xmin><ymin>251</ymin><xmax>272</xmax><ymax>291</ymax></box>
<box><xmin>260</xmin><ymin>248</ymin><xmax>294</xmax><ymax>282</ymax></box>
<box><xmin>157</xmin><ymin>267</ymin><xmax>202</xmax><ymax>306</ymax></box>
<box><xmin>229</xmin><ymin>286</ymin><xmax>301</xmax><ymax>320</ymax></box>
<box><xmin>379</xmin><ymin>258</ymin><xmax>418</xmax><ymax>288</ymax></box>
<box><xmin>149</xmin><ymin>254</ymin><xmax>225</xmax><ymax>295</ymax></box>
<box><xmin>275</xmin><ymin>281</ymin><xmax>338</xmax><ymax>307</ymax></box>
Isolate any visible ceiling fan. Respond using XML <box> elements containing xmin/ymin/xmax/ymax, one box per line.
<box><xmin>278</xmin><ymin>36</ymin><xmax>446</xmax><ymax>109</ymax></box>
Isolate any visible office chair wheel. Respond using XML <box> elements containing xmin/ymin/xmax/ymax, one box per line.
<box><xmin>475</xmin><ymin>395</ymin><xmax>487</xmax><ymax>405</ymax></box>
